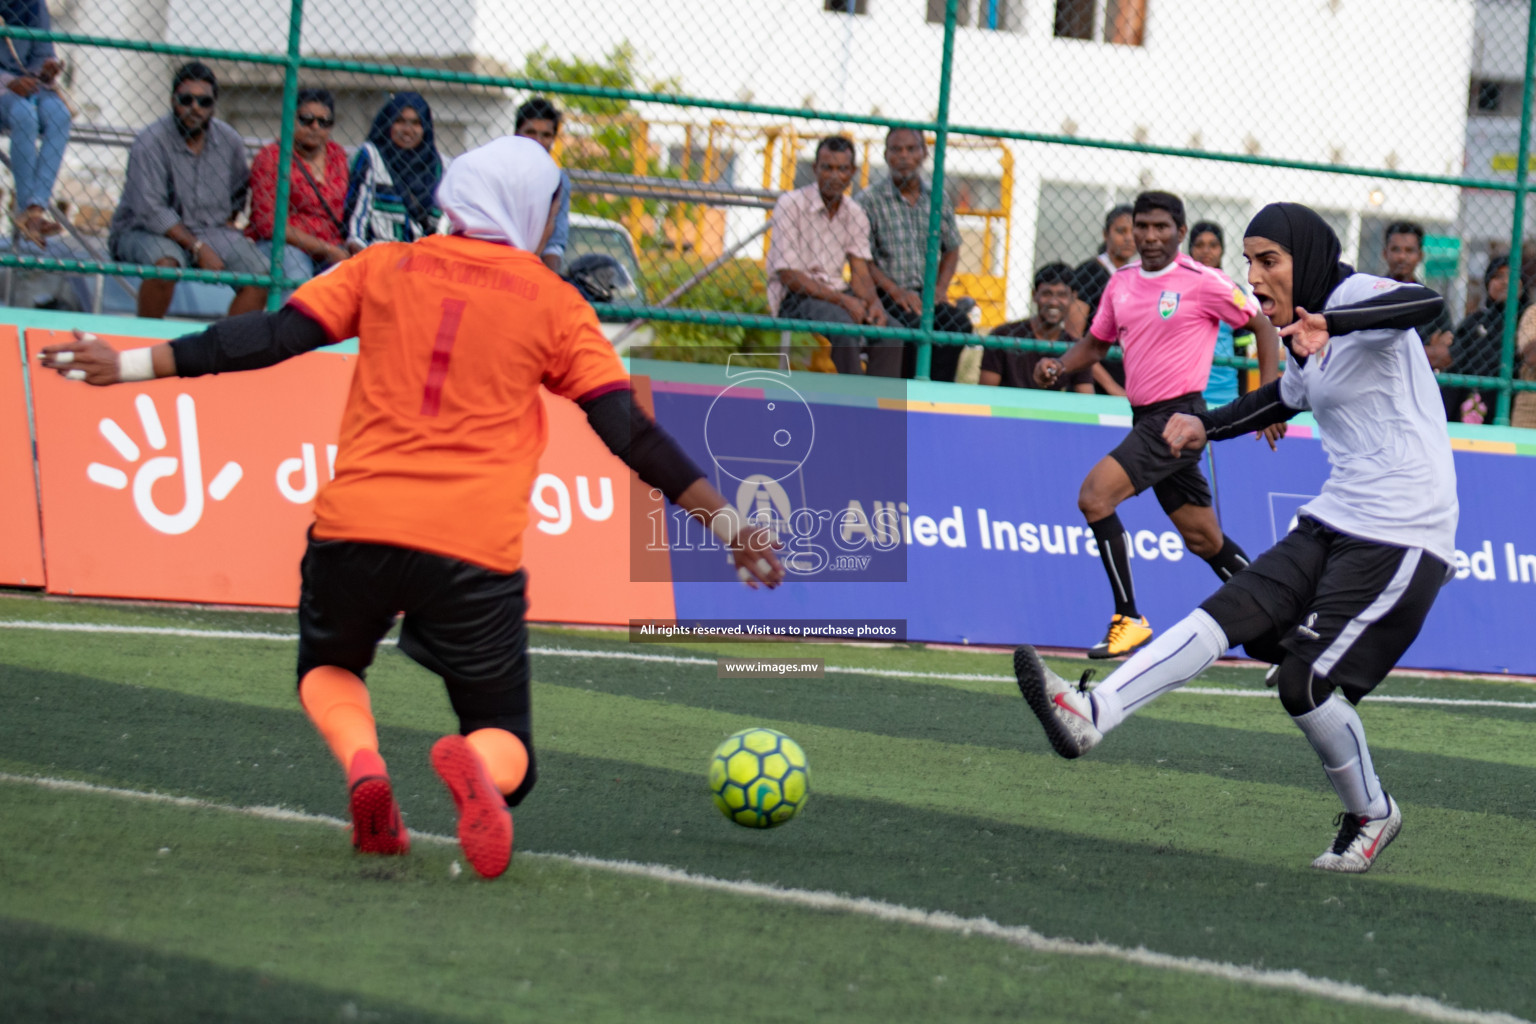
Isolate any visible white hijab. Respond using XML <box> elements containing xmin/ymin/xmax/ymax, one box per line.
<box><xmin>436</xmin><ymin>135</ymin><xmax>562</xmax><ymax>252</ymax></box>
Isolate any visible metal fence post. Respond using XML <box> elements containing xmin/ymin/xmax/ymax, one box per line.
<box><xmin>915</xmin><ymin>0</ymin><xmax>960</xmax><ymax>382</ymax></box>
<box><xmin>1496</xmin><ymin>2</ymin><xmax>1536</xmax><ymax>426</ymax></box>
<box><xmin>265</xmin><ymin>0</ymin><xmax>306</xmax><ymax>311</ymax></box>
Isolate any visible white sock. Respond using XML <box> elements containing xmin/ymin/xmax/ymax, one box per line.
<box><xmin>1089</xmin><ymin>609</ymin><xmax>1228</xmax><ymax>734</ymax></box>
<box><xmin>1291</xmin><ymin>693</ymin><xmax>1388</xmax><ymax>819</ymax></box>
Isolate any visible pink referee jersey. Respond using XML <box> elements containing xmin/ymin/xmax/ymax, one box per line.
<box><xmin>1089</xmin><ymin>252</ymin><xmax>1256</xmax><ymax>407</ymax></box>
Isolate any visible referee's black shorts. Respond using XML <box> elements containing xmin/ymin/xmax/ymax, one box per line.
<box><xmin>1203</xmin><ymin>517</ymin><xmax>1449</xmax><ymax>702</ymax></box>
<box><xmin>296</xmin><ymin>532</ymin><xmax>534</xmax><ymax>747</ymax></box>
<box><xmin>1107</xmin><ymin>391</ymin><xmax>1212</xmax><ymax>514</ymax></box>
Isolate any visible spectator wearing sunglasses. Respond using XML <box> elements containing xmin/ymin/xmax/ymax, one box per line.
<box><xmin>108</xmin><ymin>61</ymin><xmax>268</xmax><ymax>317</ymax></box>
<box><xmin>247</xmin><ymin>87</ymin><xmax>352</xmax><ymax>285</ymax></box>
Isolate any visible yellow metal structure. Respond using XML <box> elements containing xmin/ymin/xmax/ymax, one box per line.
<box><xmin>556</xmin><ymin>116</ymin><xmax>1015</xmax><ymax>328</ymax></box>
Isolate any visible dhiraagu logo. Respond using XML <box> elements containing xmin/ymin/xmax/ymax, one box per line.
<box><xmin>86</xmin><ymin>394</ymin><xmax>243</xmax><ymax>535</ymax></box>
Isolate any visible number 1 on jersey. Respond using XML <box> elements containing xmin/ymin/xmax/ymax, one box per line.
<box><xmin>421</xmin><ymin>298</ymin><xmax>467</xmax><ymax>417</ymax></box>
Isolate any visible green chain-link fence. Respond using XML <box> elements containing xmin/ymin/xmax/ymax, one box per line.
<box><xmin>3</xmin><ymin>0</ymin><xmax>1535</xmax><ymax>421</ymax></box>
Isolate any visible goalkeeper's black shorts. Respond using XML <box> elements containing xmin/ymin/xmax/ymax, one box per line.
<box><xmin>295</xmin><ymin>532</ymin><xmax>537</xmax><ymax>803</ymax></box>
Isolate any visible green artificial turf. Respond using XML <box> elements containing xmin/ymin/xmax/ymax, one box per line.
<box><xmin>2</xmin><ymin>594</ymin><xmax>1534</xmax><ymax>1023</ymax></box>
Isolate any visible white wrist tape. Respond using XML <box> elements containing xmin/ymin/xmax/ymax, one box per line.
<box><xmin>709</xmin><ymin>512</ymin><xmax>740</xmax><ymax>548</ymax></box>
<box><xmin>118</xmin><ymin>347</ymin><xmax>155</xmax><ymax>382</ymax></box>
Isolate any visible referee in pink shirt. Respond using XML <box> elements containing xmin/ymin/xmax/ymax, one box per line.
<box><xmin>1033</xmin><ymin>192</ymin><xmax>1281</xmax><ymax>659</ymax></box>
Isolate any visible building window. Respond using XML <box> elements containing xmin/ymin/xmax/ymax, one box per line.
<box><xmin>1053</xmin><ymin>0</ymin><xmax>1146</xmax><ymax>45</ymax></box>
<box><xmin>824</xmin><ymin>0</ymin><xmax>868</xmax><ymax>13</ymax></box>
<box><xmin>1104</xmin><ymin>0</ymin><xmax>1146</xmax><ymax>45</ymax></box>
<box><xmin>1053</xmin><ymin>0</ymin><xmax>1094</xmax><ymax>38</ymax></box>
<box><xmin>927</xmin><ymin>0</ymin><xmax>1015</xmax><ymax>30</ymax></box>
<box><xmin>1471</xmin><ymin>79</ymin><xmax>1521</xmax><ymax>117</ymax></box>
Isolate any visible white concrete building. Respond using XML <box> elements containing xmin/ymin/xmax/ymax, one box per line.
<box><xmin>44</xmin><ymin>0</ymin><xmax>1482</xmax><ymax>317</ymax></box>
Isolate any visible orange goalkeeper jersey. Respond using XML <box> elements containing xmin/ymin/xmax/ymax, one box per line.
<box><xmin>289</xmin><ymin>235</ymin><xmax>629</xmax><ymax>573</ymax></box>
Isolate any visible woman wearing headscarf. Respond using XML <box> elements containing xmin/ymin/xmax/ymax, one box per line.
<box><xmin>1448</xmin><ymin>255</ymin><xmax>1511</xmax><ymax>424</ymax></box>
<box><xmin>1016</xmin><ymin>202</ymin><xmax>1456</xmax><ymax>877</ymax></box>
<box><xmin>344</xmin><ymin>91</ymin><xmax>444</xmax><ymax>246</ymax></box>
<box><xmin>38</xmin><ymin>136</ymin><xmax>783</xmax><ymax>881</ymax></box>
<box><xmin>0</xmin><ymin>0</ymin><xmax>71</xmax><ymax>243</ymax></box>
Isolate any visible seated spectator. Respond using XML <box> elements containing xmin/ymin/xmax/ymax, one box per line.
<box><xmin>1449</xmin><ymin>255</ymin><xmax>1510</xmax><ymax>424</ymax></box>
<box><xmin>346</xmin><ymin>92</ymin><xmax>443</xmax><ymax>247</ymax></box>
<box><xmin>1068</xmin><ymin>204</ymin><xmax>1133</xmax><ymax>396</ymax></box>
<box><xmin>765</xmin><ymin>135</ymin><xmax>888</xmax><ymax>375</ymax></box>
<box><xmin>1513</xmin><ymin>300</ymin><xmax>1536</xmax><ymax>429</ymax></box>
<box><xmin>1187</xmin><ymin>221</ymin><xmax>1252</xmax><ymax>407</ymax></box>
<box><xmin>246</xmin><ymin>87</ymin><xmax>351</xmax><ymax>285</ymax></box>
<box><xmin>513</xmin><ymin>96</ymin><xmax>570</xmax><ymax>273</ymax></box>
<box><xmin>1</xmin><ymin>0</ymin><xmax>71</xmax><ymax>244</ymax></box>
<box><xmin>979</xmin><ymin>262</ymin><xmax>1092</xmax><ymax>392</ymax></box>
<box><xmin>856</xmin><ymin>127</ymin><xmax>972</xmax><ymax>381</ymax></box>
<box><xmin>1383</xmin><ymin>220</ymin><xmax>1456</xmax><ymax>416</ymax></box>
<box><xmin>107</xmin><ymin>61</ymin><xmax>268</xmax><ymax>318</ymax></box>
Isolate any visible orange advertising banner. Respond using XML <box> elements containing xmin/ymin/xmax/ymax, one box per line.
<box><xmin>25</xmin><ymin>329</ymin><xmax>672</xmax><ymax>622</ymax></box>
<box><xmin>0</xmin><ymin>327</ymin><xmax>45</xmax><ymax>586</ymax></box>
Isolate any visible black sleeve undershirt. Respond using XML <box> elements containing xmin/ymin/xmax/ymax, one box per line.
<box><xmin>169</xmin><ymin>305</ymin><xmax>332</xmax><ymax>378</ymax></box>
<box><xmin>1195</xmin><ymin>378</ymin><xmax>1301</xmax><ymax>441</ymax></box>
<box><xmin>579</xmin><ymin>388</ymin><xmax>705</xmax><ymax>504</ymax></box>
<box><xmin>1322</xmin><ymin>284</ymin><xmax>1443</xmax><ymax>336</ymax></box>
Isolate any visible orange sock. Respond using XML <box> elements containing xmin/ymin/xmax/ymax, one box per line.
<box><xmin>299</xmin><ymin>667</ymin><xmax>379</xmax><ymax>770</ymax></box>
<box><xmin>465</xmin><ymin>728</ymin><xmax>528</xmax><ymax>795</ymax></box>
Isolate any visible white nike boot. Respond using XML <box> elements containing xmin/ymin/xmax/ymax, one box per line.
<box><xmin>1014</xmin><ymin>645</ymin><xmax>1102</xmax><ymax>759</ymax></box>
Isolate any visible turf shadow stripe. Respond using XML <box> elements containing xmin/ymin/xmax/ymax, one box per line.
<box><xmin>0</xmin><ymin>915</ymin><xmax>478</xmax><ymax>1024</ymax></box>
<box><xmin>6</xmin><ymin>657</ymin><xmax>1536</xmax><ymax>833</ymax></box>
<box><xmin>527</xmin><ymin>654</ymin><xmax>1536</xmax><ymax>822</ymax></box>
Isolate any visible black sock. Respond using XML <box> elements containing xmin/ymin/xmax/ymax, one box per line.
<box><xmin>1205</xmin><ymin>534</ymin><xmax>1250</xmax><ymax>582</ymax></box>
<box><xmin>1088</xmin><ymin>513</ymin><xmax>1138</xmax><ymax>618</ymax></box>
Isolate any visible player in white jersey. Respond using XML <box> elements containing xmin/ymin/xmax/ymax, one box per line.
<box><xmin>1014</xmin><ymin>202</ymin><xmax>1457</xmax><ymax>874</ymax></box>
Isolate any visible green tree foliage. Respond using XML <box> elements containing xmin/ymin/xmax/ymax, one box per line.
<box><xmin>525</xmin><ymin>45</ymin><xmax>789</xmax><ymax>365</ymax></box>
<box><xmin>522</xmin><ymin>44</ymin><xmax>680</xmax><ymax>223</ymax></box>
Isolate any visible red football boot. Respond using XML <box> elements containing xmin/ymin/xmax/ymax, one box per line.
<box><xmin>430</xmin><ymin>735</ymin><xmax>513</xmax><ymax>879</ymax></box>
<box><xmin>347</xmin><ymin>749</ymin><xmax>410</xmax><ymax>856</ymax></box>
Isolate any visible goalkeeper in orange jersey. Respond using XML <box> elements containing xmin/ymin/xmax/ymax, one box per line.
<box><xmin>40</xmin><ymin>136</ymin><xmax>784</xmax><ymax>879</ymax></box>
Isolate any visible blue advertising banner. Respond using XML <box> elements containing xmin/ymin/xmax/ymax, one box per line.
<box><xmin>1211</xmin><ymin>429</ymin><xmax>1536</xmax><ymax>676</ymax></box>
<box><xmin>653</xmin><ymin>367</ymin><xmax>1536</xmax><ymax>677</ymax></box>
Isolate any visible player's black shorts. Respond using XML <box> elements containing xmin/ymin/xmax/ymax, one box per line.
<box><xmin>296</xmin><ymin>534</ymin><xmax>535</xmax><ymax>794</ymax></box>
<box><xmin>1108</xmin><ymin>391</ymin><xmax>1212</xmax><ymax>514</ymax></box>
<box><xmin>1202</xmin><ymin>516</ymin><xmax>1449</xmax><ymax>702</ymax></box>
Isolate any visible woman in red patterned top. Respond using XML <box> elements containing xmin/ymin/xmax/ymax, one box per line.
<box><xmin>246</xmin><ymin>87</ymin><xmax>353</xmax><ymax>285</ymax></box>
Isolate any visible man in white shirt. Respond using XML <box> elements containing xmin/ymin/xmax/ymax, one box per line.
<box><xmin>766</xmin><ymin>136</ymin><xmax>888</xmax><ymax>375</ymax></box>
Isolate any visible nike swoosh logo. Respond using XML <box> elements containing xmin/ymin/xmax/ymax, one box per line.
<box><xmin>1052</xmin><ymin>692</ymin><xmax>1093</xmax><ymax>724</ymax></box>
<box><xmin>1363</xmin><ymin>826</ymin><xmax>1386</xmax><ymax>858</ymax></box>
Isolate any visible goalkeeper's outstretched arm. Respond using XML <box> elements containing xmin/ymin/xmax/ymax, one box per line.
<box><xmin>37</xmin><ymin>306</ymin><xmax>331</xmax><ymax>385</ymax></box>
<box><xmin>579</xmin><ymin>387</ymin><xmax>784</xmax><ymax>589</ymax></box>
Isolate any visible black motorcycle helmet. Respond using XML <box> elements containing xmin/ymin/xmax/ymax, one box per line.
<box><xmin>564</xmin><ymin>253</ymin><xmax>634</xmax><ymax>304</ymax></box>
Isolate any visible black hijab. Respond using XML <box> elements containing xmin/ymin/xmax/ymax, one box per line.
<box><xmin>362</xmin><ymin>92</ymin><xmax>442</xmax><ymax>228</ymax></box>
<box><xmin>1244</xmin><ymin>202</ymin><xmax>1354</xmax><ymax>314</ymax></box>
<box><xmin>1483</xmin><ymin>255</ymin><xmax>1510</xmax><ymax>310</ymax></box>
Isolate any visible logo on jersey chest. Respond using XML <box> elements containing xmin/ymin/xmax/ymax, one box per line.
<box><xmin>1158</xmin><ymin>291</ymin><xmax>1181</xmax><ymax>320</ymax></box>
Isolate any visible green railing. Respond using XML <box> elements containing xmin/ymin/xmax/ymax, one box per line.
<box><xmin>3</xmin><ymin>1</ymin><xmax>1535</xmax><ymax>420</ymax></box>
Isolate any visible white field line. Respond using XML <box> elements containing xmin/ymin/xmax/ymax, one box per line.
<box><xmin>0</xmin><ymin>771</ymin><xmax>1526</xmax><ymax>1024</ymax></box>
<box><xmin>4</xmin><ymin>619</ymin><xmax>1534</xmax><ymax>711</ymax></box>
